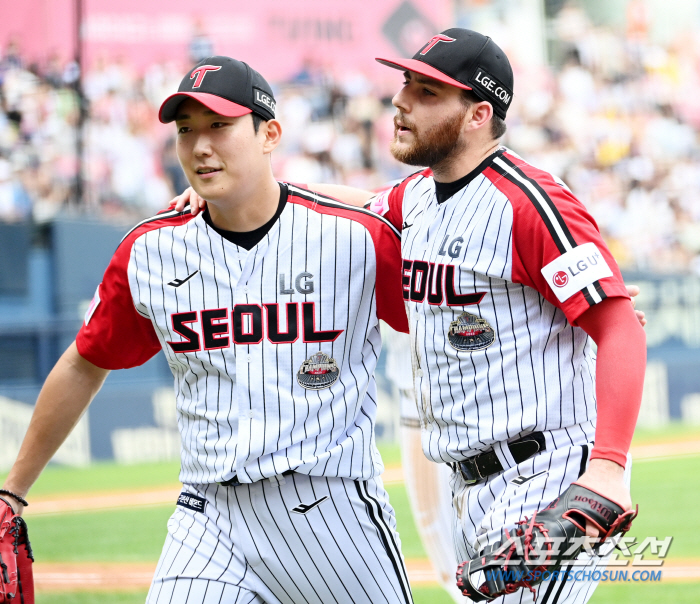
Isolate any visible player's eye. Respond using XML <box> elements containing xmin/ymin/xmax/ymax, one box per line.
<box><xmin>423</xmin><ymin>88</ymin><xmax>436</xmax><ymax>96</ymax></box>
<box><xmin>177</xmin><ymin>126</ymin><xmax>190</xmax><ymax>134</ymax></box>
<box><xmin>211</xmin><ymin>121</ymin><xmax>228</xmax><ymax>128</ymax></box>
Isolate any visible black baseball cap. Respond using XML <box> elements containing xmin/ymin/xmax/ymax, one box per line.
<box><xmin>159</xmin><ymin>56</ymin><xmax>276</xmax><ymax>123</ymax></box>
<box><xmin>376</xmin><ymin>28</ymin><xmax>513</xmax><ymax>119</ymax></box>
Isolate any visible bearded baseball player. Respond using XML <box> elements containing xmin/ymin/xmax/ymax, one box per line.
<box><xmin>366</xmin><ymin>29</ymin><xmax>646</xmax><ymax>603</ymax></box>
<box><xmin>171</xmin><ymin>31</ymin><xmax>647</xmax><ymax>603</ymax></box>
<box><xmin>1</xmin><ymin>56</ymin><xmax>417</xmax><ymax>604</ymax></box>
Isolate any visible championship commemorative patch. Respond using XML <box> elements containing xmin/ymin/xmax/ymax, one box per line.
<box><xmin>448</xmin><ymin>311</ymin><xmax>495</xmax><ymax>351</ymax></box>
<box><xmin>297</xmin><ymin>352</ymin><xmax>340</xmax><ymax>390</ymax></box>
<box><xmin>177</xmin><ymin>491</ymin><xmax>207</xmax><ymax>513</ymax></box>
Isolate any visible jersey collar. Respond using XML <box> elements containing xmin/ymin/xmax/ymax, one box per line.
<box><xmin>434</xmin><ymin>148</ymin><xmax>505</xmax><ymax>204</ymax></box>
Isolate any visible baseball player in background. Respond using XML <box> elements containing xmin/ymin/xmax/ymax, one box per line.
<box><xmin>1</xmin><ymin>56</ymin><xmax>417</xmax><ymax>604</ymax></box>
<box><xmin>384</xmin><ymin>327</ymin><xmax>463</xmax><ymax>603</ymax></box>
<box><xmin>174</xmin><ymin>29</ymin><xmax>647</xmax><ymax>603</ymax></box>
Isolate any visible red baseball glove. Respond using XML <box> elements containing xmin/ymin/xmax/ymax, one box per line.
<box><xmin>456</xmin><ymin>483</ymin><xmax>637</xmax><ymax>601</ymax></box>
<box><xmin>0</xmin><ymin>497</ymin><xmax>34</xmax><ymax>603</ymax></box>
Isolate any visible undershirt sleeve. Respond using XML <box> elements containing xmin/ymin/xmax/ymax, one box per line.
<box><xmin>578</xmin><ymin>297</ymin><xmax>646</xmax><ymax>468</ymax></box>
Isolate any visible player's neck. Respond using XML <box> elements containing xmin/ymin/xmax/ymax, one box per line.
<box><xmin>206</xmin><ymin>174</ymin><xmax>280</xmax><ymax>233</ymax></box>
<box><xmin>431</xmin><ymin>138</ymin><xmax>501</xmax><ymax>184</ymax></box>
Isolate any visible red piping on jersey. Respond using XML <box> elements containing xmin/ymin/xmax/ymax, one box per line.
<box><xmin>77</xmin><ymin>209</ymin><xmax>197</xmax><ymax>369</ymax></box>
<box><xmin>287</xmin><ymin>186</ymin><xmax>408</xmax><ymax>334</ymax></box>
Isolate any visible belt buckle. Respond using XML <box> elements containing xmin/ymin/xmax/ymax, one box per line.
<box><xmin>458</xmin><ymin>457</ymin><xmax>485</xmax><ymax>485</ymax></box>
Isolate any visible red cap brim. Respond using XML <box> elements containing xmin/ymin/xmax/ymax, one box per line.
<box><xmin>375</xmin><ymin>57</ymin><xmax>472</xmax><ymax>91</ymax></box>
<box><xmin>159</xmin><ymin>92</ymin><xmax>252</xmax><ymax>123</ymax></box>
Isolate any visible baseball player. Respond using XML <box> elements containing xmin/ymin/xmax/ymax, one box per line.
<box><xmin>1</xmin><ymin>56</ymin><xmax>416</xmax><ymax>604</ymax></box>
<box><xmin>367</xmin><ymin>29</ymin><xmax>646</xmax><ymax>603</ymax></box>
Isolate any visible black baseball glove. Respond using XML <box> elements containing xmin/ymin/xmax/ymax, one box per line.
<box><xmin>455</xmin><ymin>483</ymin><xmax>637</xmax><ymax>601</ymax></box>
<box><xmin>0</xmin><ymin>497</ymin><xmax>34</xmax><ymax>603</ymax></box>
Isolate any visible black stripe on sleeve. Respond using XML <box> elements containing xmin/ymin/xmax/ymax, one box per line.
<box><xmin>491</xmin><ymin>157</ymin><xmax>597</xmax><ymax>307</ymax></box>
<box><xmin>494</xmin><ymin>156</ymin><xmax>578</xmax><ymax>251</ymax></box>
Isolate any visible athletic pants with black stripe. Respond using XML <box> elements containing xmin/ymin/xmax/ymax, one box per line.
<box><xmin>452</xmin><ymin>427</ymin><xmax>632</xmax><ymax>604</ymax></box>
<box><xmin>146</xmin><ymin>473</ymin><xmax>413</xmax><ymax>604</ymax></box>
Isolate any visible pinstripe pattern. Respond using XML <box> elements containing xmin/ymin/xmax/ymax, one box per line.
<box><xmin>451</xmin><ymin>445</ymin><xmax>632</xmax><ymax>604</ymax></box>
<box><xmin>147</xmin><ymin>475</ymin><xmax>412</xmax><ymax>604</ymax></box>
<box><xmin>395</xmin><ymin>152</ymin><xmax>599</xmax><ymax>464</ymax></box>
<box><xmin>110</xmin><ymin>184</ymin><xmax>397</xmax><ymax>485</ymax></box>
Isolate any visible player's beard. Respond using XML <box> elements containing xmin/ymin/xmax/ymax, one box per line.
<box><xmin>390</xmin><ymin>108</ymin><xmax>468</xmax><ymax>171</ymax></box>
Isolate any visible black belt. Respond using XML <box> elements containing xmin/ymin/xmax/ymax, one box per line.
<box><xmin>220</xmin><ymin>469</ymin><xmax>294</xmax><ymax>487</ymax></box>
<box><xmin>457</xmin><ymin>432</ymin><xmax>546</xmax><ymax>484</ymax></box>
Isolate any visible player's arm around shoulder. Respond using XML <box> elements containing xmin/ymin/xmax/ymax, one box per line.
<box><xmin>1</xmin><ymin>342</ymin><xmax>110</xmax><ymax>515</ymax></box>
<box><xmin>169</xmin><ymin>183</ymin><xmax>375</xmax><ymax>215</ymax></box>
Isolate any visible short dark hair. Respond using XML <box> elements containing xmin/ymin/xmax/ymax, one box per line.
<box><xmin>460</xmin><ymin>90</ymin><xmax>507</xmax><ymax>140</ymax></box>
<box><xmin>252</xmin><ymin>113</ymin><xmax>266</xmax><ymax>133</ymax></box>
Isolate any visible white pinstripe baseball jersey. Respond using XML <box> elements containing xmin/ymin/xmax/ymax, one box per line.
<box><xmin>368</xmin><ymin>148</ymin><xmax>629</xmax><ymax>464</ymax></box>
<box><xmin>77</xmin><ymin>183</ymin><xmax>407</xmax><ymax>485</ymax></box>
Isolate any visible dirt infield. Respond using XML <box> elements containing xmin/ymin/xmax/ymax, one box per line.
<box><xmin>32</xmin><ymin>559</ymin><xmax>700</xmax><ymax>591</ymax></box>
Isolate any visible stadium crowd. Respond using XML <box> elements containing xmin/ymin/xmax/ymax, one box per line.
<box><xmin>2</xmin><ymin>6</ymin><xmax>700</xmax><ymax>274</ymax></box>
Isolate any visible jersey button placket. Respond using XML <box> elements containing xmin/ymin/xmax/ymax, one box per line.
<box><xmin>234</xmin><ymin>262</ymin><xmax>255</xmax><ymax>472</ymax></box>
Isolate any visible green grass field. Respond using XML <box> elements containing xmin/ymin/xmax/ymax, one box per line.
<box><xmin>4</xmin><ymin>426</ymin><xmax>698</xmax><ymax>603</ymax></box>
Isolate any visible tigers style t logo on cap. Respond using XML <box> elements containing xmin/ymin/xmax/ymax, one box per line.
<box><xmin>420</xmin><ymin>34</ymin><xmax>456</xmax><ymax>55</ymax></box>
<box><xmin>376</xmin><ymin>28</ymin><xmax>514</xmax><ymax>120</ymax></box>
<box><xmin>190</xmin><ymin>65</ymin><xmax>222</xmax><ymax>88</ymax></box>
<box><xmin>158</xmin><ymin>56</ymin><xmax>277</xmax><ymax>123</ymax></box>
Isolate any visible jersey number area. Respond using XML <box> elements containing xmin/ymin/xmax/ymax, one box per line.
<box><xmin>167</xmin><ymin>302</ymin><xmax>343</xmax><ymax>353</ymax></box>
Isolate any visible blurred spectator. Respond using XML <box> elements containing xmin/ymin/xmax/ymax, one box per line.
<box><xmin>4</xmin><ymin>11</ymin><xmax>700</xmax><ymax>275</ymax></box>
<box><xmin>189</xmin><ymin>19</ymin><xmax>214</xmax><ymax>65</ymax></box>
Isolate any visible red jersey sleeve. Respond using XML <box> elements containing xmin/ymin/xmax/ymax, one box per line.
<box><xmin>76</xmin><ymin>233</ymin><xmax>162</xmax><ymax>370</ymax></box>
<box><xmin>371</xmin><ymin>223</ymin><xmax>408</xmax><ymax>334</ymax></box>
<box><xmin>485</xmin><ymin>153</ymin><xmax>629</xmax><ymax>325</ymax></box>
<box><xmin>366</xmin><ymin>169</ymin><xmax>431</xmax><ymax>232</ymax></box>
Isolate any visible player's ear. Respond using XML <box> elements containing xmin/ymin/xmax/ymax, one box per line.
<box><xmin>261</xmin><ymin>119</ymin><xmax>282</xmax><ymax>154</ymax></box>
<box><xmin>465</xmin><ymin>101</ymin><xmax>493</xmax><ymax>133</ymax></box>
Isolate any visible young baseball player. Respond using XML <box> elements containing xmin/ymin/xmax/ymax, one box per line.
<box><xmin>175</xmin><ymin>30</ymin><xmax>647</xmax><ymax>603</ymax></box>
<box><xmin>1</xmin><ymin>57</ymin><xmax>416</xmax><ymax>604</ymax></box>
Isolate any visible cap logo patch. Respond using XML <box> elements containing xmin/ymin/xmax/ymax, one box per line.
<box><xmin>471</xmin><ymin>67</ymin><xmax>512</xmax><ymax>106</ymax></box>
<box><xmin>420</xmin><ymin>34</ymin><xmax>456</xmax><ymax>55</ymax></box>
<box><xmin>190</xmin><ymin>65</ymin><xmax>222</xmax><ymax>88</ymax></box>
<box><xmin>253</xmin><ymin>88</ymin><xmax>276</xmax><ymax>115</ymax></box>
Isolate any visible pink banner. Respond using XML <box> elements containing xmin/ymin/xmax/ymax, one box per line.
<box><xmin>2</xmin><ymin>0</ymin><xmax>452</xmax><ymax>82</ymax></box>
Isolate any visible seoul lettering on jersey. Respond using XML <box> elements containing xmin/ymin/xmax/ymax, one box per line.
<box><xmin>373</xmin><ymin>148</ymin><xmax>630</xmax><ymax>464</ymax></box>
<box><xmin>76</xmin><ymin>183</ymin><xmax>407</xmax><ymax>486</ymax></box>
<box><xmin>167</xmin><ymin>302</ymin><xmax>343</xmax><ymax>352</ymax></box>
<box><xmin>401</xmin><ymin>259</ymin><xmax>485</xmax><ymax>306</ymax></box>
